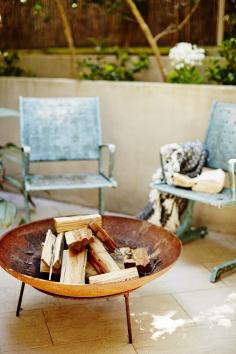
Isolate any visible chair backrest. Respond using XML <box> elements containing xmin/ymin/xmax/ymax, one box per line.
<box><xmin>19</xmin><ymin>96</ymin><xmax>101</xmax><ymax>162</ymax></box>
<box><xmin>204</xmin><ymin>101</ymin><xmax>236</xmax><ymax>171</ymax></box>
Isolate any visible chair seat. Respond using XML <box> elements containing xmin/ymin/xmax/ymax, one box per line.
<box><xmin>25</xmin><ymin>173</ymin><xmax>117</xmax><ymax>191</ymax></box>
<box><xmin>151</xmin><ymin>182</ymin><xmax>235</xmax><ymax>208</ymax></box>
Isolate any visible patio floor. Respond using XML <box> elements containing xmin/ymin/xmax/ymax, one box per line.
<box><xmin>0</xmin><ymin>192</ymin><xmax>236</xmax><ymax>354</ymax></box>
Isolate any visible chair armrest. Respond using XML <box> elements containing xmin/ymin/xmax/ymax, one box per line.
<box><xmin>21</xmin><ymin>145</ymin><xmax>31</xmax><ymax>179</ymax></box>
<box><xmin>229</xmin><ymin>159</ymin><xmax>236</xmax><ymax>200</ymax></box>
<box><xmin>99</xmin><ymin>144</ymin><xmax>116</xmax><ymax>182</ymax></box>
<box><xmin>21</xmin><ymin>145</ymin><xmax>31</xmax><ymax>155</ymax></box>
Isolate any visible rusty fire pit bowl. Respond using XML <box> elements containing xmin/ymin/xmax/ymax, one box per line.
<box><xmin>0</xmin><ymin>215</ymin><xmax>182</xmax><ymax>298</ymax></box>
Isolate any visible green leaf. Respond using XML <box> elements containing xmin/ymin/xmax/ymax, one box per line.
<box><xmin>33</xmin><ymin>1</ymin><xmax>43</xmax><ymax>15</ymax></box>
<box><xmin>167</xmin><ymin>66</ymin><xmax>204</xmax><ymax>84</ymax></box>
<box><xmin>206</xmin><ymin>38</ymin><xmax>236</xmax><ymax>84</ymax></box>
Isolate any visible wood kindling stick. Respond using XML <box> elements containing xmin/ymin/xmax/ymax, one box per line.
<box><xmin>65</xmin><ymin>228</ymin><xmax>94</xmax><ymax>252</ymax></box>
<box><xmin>41</xmin><ymin>231</ymin><xmax>64</xmax><ymax>280</ymax></box>
<box><xmin>40</xmin><ymin>242</ymin><xmax>56</xmax><ymax>274</ymax></box>
<box><xmin>41</xmin><ymin>229</ymin><xmax>56</xmax><ymax>267</ymax></box>
<box><xmin>89</xmin><ymin>267</ymin><xmax>139</xmax><ymax>284</ymax></box>
<box><xmin>54</xmin><ymin>214</ymin><xmax>102</xmax><ymax>233</ymax></box>
<box><xmin>60</xmin><ymin>249</ymin><xmax>87</xmax><ymax>284</ymax></box>
<box><xmin>88</xmin><ymin>237</ymin><xmax>120</xmax><ymax>274</ymax></box>
<box><xmin>89</xmin><ymin>222</ymin><xmax>117</xmax><ymax>252</ymax></box>
<box><xmin>53</xmin><ymin>232</ymin><xmax>64</xmax><ymax>269</ymax></box>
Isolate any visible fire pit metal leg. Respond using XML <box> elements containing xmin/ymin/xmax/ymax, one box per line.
<box><xmin>16</xmin><ymin>282</ymin><xmax>25</xmax><ymax>317</ymax></box>
<box><xmin>124</xmin><ymin>292</ymin><xmax>132</xmax><ymax>344</ymax></box>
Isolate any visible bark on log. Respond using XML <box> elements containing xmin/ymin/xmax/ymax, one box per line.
<box><xmin>124</xmin><ymin>258</ymin><xmax>136</xmax><ymax>269</ymax></box>
<box><xmin>89</xmin><ymin>222</ymin><xmax>117</xmax><ymax>252</ymax></box>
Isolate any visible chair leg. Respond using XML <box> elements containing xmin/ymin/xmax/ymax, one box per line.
<box><xmin>98</xmin><ymin>188</ymin><xmax>105</xmax><ymax>215</ymax></box>
<box><xmin>23</xmin><ymin>189</ymin><xmax>30</xmax><ymax>222</ymax></box>
<box><xmin>210</xmin><ymin>258</ymin><xmax>236</xmax><ymax>283</ymax></box>
<box><xmin>176</xmin><ymin>200</ymin><xmax>208</xmax><ymax>244</ymax></box>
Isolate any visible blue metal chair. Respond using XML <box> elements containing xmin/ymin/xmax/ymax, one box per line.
<box><xmin>19</xmin><ymin>96</ymin><xmax>117</xmax><ymax>220</ymax></box>
<box><xmin>151</xmin><ymin>101</ymin><xmax>236</xmax><ymax>282</ymax></box>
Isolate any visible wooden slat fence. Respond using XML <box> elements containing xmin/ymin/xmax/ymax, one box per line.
<box><xmin>0</xmin><ymin>0</ymin><xmax>218</xmax><ymax>49</ymax></box>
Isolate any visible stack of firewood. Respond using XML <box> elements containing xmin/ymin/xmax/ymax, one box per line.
<box><xmin>40</xmin><ymin>214</ymin><xmax>152</xmax><ymax>285</ymax></box>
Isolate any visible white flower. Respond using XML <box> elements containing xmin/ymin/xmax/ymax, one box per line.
<box><xmin>169</xmin><ymin>42</ymin><xmax>205</xmax><ymax>69</ymax></box>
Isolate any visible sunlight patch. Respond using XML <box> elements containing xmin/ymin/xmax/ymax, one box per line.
<box><xmin>133</xmin><ymin>292</ymin><xmax>236</xmax><ymax>340</ymax></box>
<box><xmin>228</xmin><ymin>292</ymin><xmax>236</xmax><ymax>301</ymax></box>
<box><xmin>193</xmin><ymin>292</ymin><xmax>236</xmax><ymax>328</ymax></box>
<box><xmin>151</xmin><ymin>311</ymin><xmax>189</xmax><ymax>340</ymax></box>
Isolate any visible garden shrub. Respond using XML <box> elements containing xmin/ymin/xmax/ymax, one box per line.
<box><xmin>207</xmin><ymin>38</ymin><xmax>236</xmax><ymax>85</ymax></box>
<box><xmin>0</xmin><ymin>50</ymin><xmax>33</xmax><ymax>77</ymax></box>
<box><xmin>77</xmin><ymin>46</ymin><xmax>149</xmax><ymax>81</ymax></box>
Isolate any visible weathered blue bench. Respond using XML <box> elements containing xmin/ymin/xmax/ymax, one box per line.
<box><xmin>151</xmin><ymin>101</ymin><xmax>236</xmax><ymax>282</ymax></box>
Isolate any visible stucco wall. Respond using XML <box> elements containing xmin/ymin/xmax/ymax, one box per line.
<box><xmin>0</xmin><ymin>77</ymin><xmax>236</xmax><ymax>234</ymax></box>
<box><xmin>19</xmin><ymin>54</ymin><xmax>170</xmax><ymax>82</ymax></box>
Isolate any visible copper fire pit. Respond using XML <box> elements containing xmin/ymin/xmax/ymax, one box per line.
<box><xmin>0</xmin><ymin>215</ymin><xmax>182</xmax><ymax>343</ymax></box>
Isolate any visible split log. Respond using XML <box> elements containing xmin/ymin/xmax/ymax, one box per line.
<box><xmin>60</xmin><ymin>250</ymin><xmax>67</xmax><ymax>283</ymax></box>
<box><xmin>40</xmin><ymin>243</ymin><xmax>54</xmax><ymax>273</ymax></box>
<box><xmin>89</xmin><ymin>267</ymin><xmax>139</xmax><ymax>284</ymax></box>
<box><xmin>88</xmin><ymin>237</ymin><xmax>120</xmax><ymax>274</ymax></box>
<box><xmin>41</xmin><ymin>229</ymin><xmax>56</xmax><ymax>267</ymax></box>
<box><xmin>65</xmin><ymin>228</ymin><xmax>94</xmax><ymax>252</ymax></box>
<box><xmin>89</xmin><ymin>222</ymin><xmax>117</xmax><ymax>252</ymax></box>
<box><xmin>60</xmin><ymin>249</ymin><xmax>87</xmax><ymax>284</ymax></box>
<box><xmin>132</xmin><ymin>248</ymin><xmax>151</xmax><ymax>274</ymax></box>
<box><xmin>53</xmin><ymin>232</ymin><xmax>64</xmax><ymax>269</ymax></box>
<box><xmin>54</xmin><ymin>214</ymin><xmax>102</xmax><ymax>233</ymax></box>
